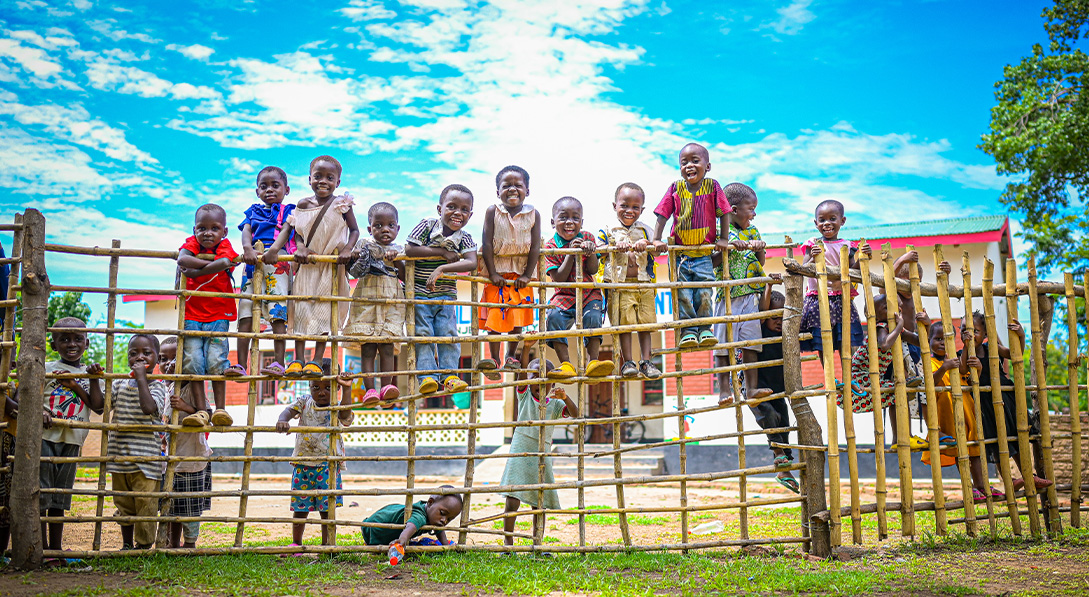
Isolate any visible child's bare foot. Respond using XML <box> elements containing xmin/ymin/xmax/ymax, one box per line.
<box><xmin>718</xmin><ymin>395</ymin><xmax>735</xmax><ymax>406</ymax></box>
<box><xmin>746</xmin><ymin>387</ymin><xmax>773</xmax><ymax>401</ymax></box>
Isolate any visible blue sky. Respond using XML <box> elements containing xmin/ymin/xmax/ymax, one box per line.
<box><xmin>0</xmin><ymin>0</ymin><xmax>1047</xmax><ymax>322</ymax></box>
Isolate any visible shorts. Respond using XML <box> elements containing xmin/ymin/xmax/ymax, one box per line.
<box><xmin>606</xmin><ymin>284</ymin><xmax>655</xmax><ymax>327</ymax></box>
<box><xmin>111</xmin><ymin>470</ymin><xmax>159</xmax><ymax>547</ymax></box>
<box><xmin>546</xmin><ymin>300</ymin><xmax>604</xmax><ymax>348</ymax></box>
<box><xmin>182</xmin><ymin>319</ymin><xmax>231</xmax><ymax>375</ymax></box>
<box><xmin>479</xmin><ymin>274</ymin><xmax>535</xmax><ymax>333</ymax></box>
<box><xmin>291</xmin><ymin>463</ymin><xmax>344</xmax><ymax>512</ymax></box>
<box><xmin>40</xmin><ymin>440</ymin><xmax>80</xmax><ymax>512</ymax></box>
<box><xmin>713</xmin><ymin>293</ymin><xmax>762</xmax><ymax>357</ymax></box>
<box><xmin>238</xmin><ymin>272</ymin><xmax>289</xmax><ymax>324</ymax></box>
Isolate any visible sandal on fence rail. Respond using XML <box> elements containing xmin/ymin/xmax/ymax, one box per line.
<box><xmin>380</xmin><ymin>384</ymin><xmax>400</xmax><ymax>402</ymax></box>
<box><xmin>182</xmin><ymin>410</ymin><xmax>210</xmax><ymax>427</ymax></box>
<box><xmin>284</xmin><ymin>361</ymin><xmax>306</xmax><ymax>378</ymax></box>
<box><xmin>361</xmin><ymin>389</ymin><xmax>380</xmax><ymax>407</ymax></box>
<box><xmin>301</xmin><ymin>361</ymin><xmax>324</xmax><ymax>378</ymax></box>
<box><xmin>475</xmin><ymin>358</ymin><xmax>498</xmax><ymax>371</ymax></box>
<box><xmin>776</xmin><ymin>474</ymin><xmax>800</xmax><ymax>494</ymax></box>
<box><xmin>972</xmin><ymin>488</ymin><xmax>987</xmax><ymax>502</ymax></box>
<box><xmin>990</xmin><ymin>487</ymin><xmax>1006</xmax><ymax>500</ymax></box>
<box><xmin>773</xmin><ymin>454</ymin><xmax>791</xmax><ymax>469</ymax></box>
<box><xmin>211</xmin><ymin>409</ymin><xmax>234</xmax><ymax>427</ymax></box>
<box><xmin>502</xmin><ymin>356</ymin><xmax>522</xmax><ymax>371</ymax></box>
<box><xmin>260</xmin><ymin>361</ymin><xmax>287</xmax><ymax>377</ymax></box>
<box><xmin>938</xmin><ymin>435</ymin><xmax>957</xmax><ymax>447</ymax></box>
<box><xmin>223</xmin><ymin>364</ymin><xmax>247</xmax><ymax>377</ymax></box>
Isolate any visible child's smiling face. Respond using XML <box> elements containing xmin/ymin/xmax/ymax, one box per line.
<box><xmin>159</xmin><ymin>342</ymin><xmax>177</xmax><ymax>375</ymax></box>
<box><xmin>194</xmin><ymin>209</ymin><xmax>228</xmax><ymax>252</ymax></box>
<box><xmin>127</xmin><ymin>336</ymin><xmax>158</xmax><ymax>373</ymax></box>
<box><xmin>731</xmin><ymin>197</ymin><xmax>758</xmax><ymax>229</ymax></box>
<box><xmin>814</xmin><ymin>203</ymin><xmax>845</xmax><ymax>241</ymax></box>
<box><xmin>679</xmin><ymin>144</ymin><xmax>710</xmax><ymax>189</ymax></box>
<box><xmin>552</xmin><ymin>198</ymin><xmax>583</xmax><ymax>241</ymax></box>
<box><xmin>496</xmin><ymin>170</ymin><xmax>528</xmax><ymax>212</ymax></box>
<box><xmin>368</xmin><ymin>209</ymin><xmax>400</xmax><ymax>246</ymax></box>
<box><xmin>256</xmin><ymin>170</ymin><xmax>289</xmax><ymax>206</ymax></box>
<box><xmin>438</xmin><ymin>189</ymin><xmax>473</xmax><ymax>233</ymax></box>
<box><xmin>613</xmin><ymin>187</ymin><xmax>645</xmax><ymax>227</ymax></box>
<box><xmin>50</xmin><ymin>327</ymin><xmax>88</xmax><ymax>366</ymax></box>
<box><xmin>309</xmin><ymin>160</ymin><xmax>341</xmax><ymax>200</ymax></box>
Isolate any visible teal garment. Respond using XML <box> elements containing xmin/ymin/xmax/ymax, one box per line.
<box><xmin>362</xmin><ymin>500</ymin><xmax>430</xmax><ymax>545</ymax></box>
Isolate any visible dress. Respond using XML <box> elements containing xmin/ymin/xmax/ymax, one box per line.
<box><xmin>289</xmin><ymin>195</ymin><xmax>354</xmax><ymax>335</ymax></box>
<box><xmin>345</xmin><ymin>239</ymin><xmax>405</xmax><ymax>337</ymax></box>
<box><xmin>479</xmin><ymin>204</ymin><xmax>537</xmax><ymax>332</ymax></box>
<box><xmin>499</xmin><ymin>386</ymin><xmax>568</xmax><ymax>509</ymax></box>
<box><xmin>921</xmin><ymin>356</ymin><xmax>980</xmax><ymax>467</ymax></box>
<box><xmin>838</xmin><ymin>323</ymin><xmax>896</xmax><ymax>413</ymax></box>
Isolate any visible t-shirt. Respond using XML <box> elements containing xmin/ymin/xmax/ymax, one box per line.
<box><xmin>597</xmin><ymin>221</ymin><xmax>656</xmax><ymax>283</ymax></box>
<box><xmin>652</xmin><ymin>178</ymin><xmax>730</xmax><ymax>257</ymax></box>
<box><xmin>718</xmin><ymin>225</ymin><xmax>765</xmax><ymax>301</ymax></box>
<box><xmin>238</xmin><ymin>203</ymin><xmax>296</xmax><ymax>278</ymax></box>
<box><xmin>290</xmin><ymin>394</ymin><xmax>346</xmax><ymax>470</ymax></box>
<box><xmin>543</xmin><ymin>231</ymin><xmax>603</xmax><ymax>309</ymax></box>
<box><xmin>921</xmin><ymin>356</ymin><xmax>979</xmax><ymax>468</ymax></box>
<box><xmin>361</xmin><ymin>500</ymin><xmax>432</xmax><ymax>545</ymax></box>
<box><xmin>106</xmin><ymin>378</ymin><xmax>169</xmax><ymax>480</ymax></box>
<box><xmin>800</xmin><ymin>237</ymin><xmax>857</xmax><ymax>297</ymax></box>
<box><xmin>42</xmin><ymin>360</ymin><xmax>102</xmax><ymax>446</ymax></box>
<box><xmin>406</xmin><ymin>219</ymin><xmax>477</xmax><ymax>299</ymax></box>
<box><xmin>755</xmin><ymin>322</ymin><xmax>785</xmax><ymax>395</ymax></box>
<box><xmin>179</xmin><ymin>237</ymin><xmax>239</xmax><ymax>322</ymax></box>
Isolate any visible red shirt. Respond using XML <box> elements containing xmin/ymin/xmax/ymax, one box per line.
<box><xmin>179</xmin><ymin>236</ymin><xmax>238</xmax><ymax>322</ymax></box>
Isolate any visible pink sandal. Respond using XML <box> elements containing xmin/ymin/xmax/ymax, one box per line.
<box><xmin>361</xmin><ymin>388</ymin><xmax>380</xmax><ymax>407</ymax></box>
<box><xmin>380</xmin><ymin>384</ymin><xmax>400</xmax><ymax>401</ymax></box>
<box><xmin>223</xmin><ymin>364</ymin><xmax>247</xmax><ymax>377</ymax></box>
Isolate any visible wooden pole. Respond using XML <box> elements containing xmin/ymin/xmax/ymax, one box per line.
<box><xmin>11</xmin><ymin>209</ymin><xmax>47</xmax><ymax>569</ymax></box>
<box><xmin>857</xmin><ymin>243</ymin><xmax>890</xmax><ymax>539</ymax></box>
<box><xmin>1006</xmin><ymin>258</ymin><xmax>1042</xmax><ymax>536</ymax></box>
<box><xmin>91</xmin><ymin>239</ymin><xmax>119</xmax><ymax>549</ymax></box>
<box><xmin>1070</xmin><ymin>273</ymin><xmax>1085</xmax><ymax>529</ymax></box>
<box><xmin>234</xmin><ymin>244</ymin><xmax>263</xmax><ymax>546</ymax></box>
<box><xmin>839</xmin><ymin>244</ymin><xmax>861</xmax><ymax>544</ymax></box>
<box><xmin>982</xmin><ymin>259</ymin><xmax>1021</xmax><ymax>534</ymax></box>
<box><xmin>157</xmin><ymin>254</ymin><xmax>188</xmax><ymax>547</ymax></box>
<box><xmin>881</xmin><ymin>244</ymin><xmax>914</xmax><ymax>537</ymax></box>
<box><xmin>1026</xmin><ymin>258</ymin><xmax>1062</xmax><ymax>534</ymax></box>
<box><xmin>960</xmin><ymin>252</ymin><xmax>996</xmax><ymax>537</ymax></box>
<box><xmin>813</xmin><ymin>243</ymin><xmax>842</xmax><ymax>547</ymax></box>
<box><xmin>404</xmin><ymin>261</ymin><xmax>417</xmax><ymax>525</ymax></box>
<box><xmin>783</xmin><ymin>272</ymin><xmax>829</xmax><ymax>557</ymax></box>
<box><xmin>327</xmin><ymin>256</ymin><xmax>341</xmax><ymax>545</ymax></box>
<box><xmin>458</xmin><ymin>279</ymin><xmax>481</xmax><ymax>545</ymax></box>
<box><xmin>669</xmin><ymin>250</ymin><xmax>690</xmax><ymax>548</ymax></box>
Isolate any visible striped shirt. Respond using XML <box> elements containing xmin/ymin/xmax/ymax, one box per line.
<box><xmin>543</xmin><ymin>231</ymin><xmax>603</xmax><ymax>309</ymax></box>
<box><xmin>406</xmin><ymin>218</ymin><xmax>477</xmax><ymax>298</ymax></box>
<box><xmin>106</xmin><ymin>378</ymin><xmax>168</xmax><ymax>480</ymax></box>
<box><xmin>653</xmin><ymin>178</ymin><xmax>730</xmax><ymax>257</ymax></box>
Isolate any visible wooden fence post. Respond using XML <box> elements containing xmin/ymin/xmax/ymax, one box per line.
<box><xmin>783</xmin><ymin>272</ymin><xmax>829</xmax><ymax>557</ymax></box>
<box><xmin>11</xmin><ymin>209</ymin><xmax>47</xmax><ymax>569</ymax></box>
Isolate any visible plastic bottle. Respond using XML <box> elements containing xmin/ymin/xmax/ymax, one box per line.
<box><xmin>387</xmin><ymin>543</ymin><xmax>405</xmax><ymax>566</ymax></box>
<box><xmin>691</xmin><ymin>520</ymin><xmax>725</xmax><ymax>535</ymax></box>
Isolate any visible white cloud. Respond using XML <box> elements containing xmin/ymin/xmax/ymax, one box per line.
<box><xmin>0</xmin><ymin>33</ymin><xmax>80</xmax><ymax>89</ymax></box>
<box><xmin>87</xmin><ymin>20</ymin><xmax>159</xmax><ymax>43</ymax></box>
<box><xmin>339</xmin><ymin>0</ymin><xmax>397</xmax><ymax>20</ymax></box>
<box><xmin>766</xmin><ymin>0</ymin><xmax>815</xmax><ymax>36</ymax></box>
<box><xmin>71</xmin><ymin>0</ymin><xmax>93</xmax><ymax>10</ymax></box>
<box><xmin>0</xmin><ymin>124</ymin><xmax>112</xmax><ymax>198</ymax></box>
<box><xmin>83</xmin><ymin>54</ymin><xmax>220</xmax><ymax>100</ymax></box>
<box><xmin>167</xmin><ymin>43</ymin><xmax>214</xmax><ymax>61</ymax></box>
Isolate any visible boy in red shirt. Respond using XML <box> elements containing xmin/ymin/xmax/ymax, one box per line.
<box><xmin>177</xmin><ymin>203</ymin><xmax>238</xmax><ymax>427</ymax></box>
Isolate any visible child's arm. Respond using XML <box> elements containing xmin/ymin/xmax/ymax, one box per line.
<box><xmin>556</xmin><ymin>388</ymin><xmax>579</xmax><ymax>419</ymax></box>
<box><xmin>169</xmin><ymin>392</ymin><xmax>197</xmax><ymax>416</ymax></box>
<box><xmin>394</xmin><ymin>522</ymin><xmax>420</xmax><ymax>546</ymax></box>
<box><xmin>933</xmin><ymin>356</ymin><xmax>960</xmax><ymax>385</ymax></box>
<box><xmin>959</xmin><ymin>352</ymin><xmax>982</xmax><ymax>375</ymax></box>
<box><xmin>580</xmin><ymin>236</ymin><xmax>599</xmax><ymax>276</ymax></box>
<box><xmin>177</xmin><ymin>248</ymin><xmax>232</xmax><ymax>277</ymax></box>
<box><xmin>878</xmin><ymin>313</ymin><xmax>904</xmax><ymax>352</ymax></box>
<box><xmin>550</xmin><ymin>253</ymin><xmax>577</xmax><ymax>284</ymax></box>
<box><xmin>275</xmin><ymin>406</ymin><xmax>299</xmax><ymax>432</ymax></box>
<box><xmin>715</xmin><ymin>212</ymin><xmax>731</xmax><ymax>252</ymax></box>
<box><xmin>262</xmin><ymin>224</ymin><xmax>294</xmax><ymax>266</ymax></box>
<box><xmin>518</xmin><ymin>212</ymin><xmax>542</xmax><ymax>289</ymax></box>
<box><xmin>130</xmin><ymin>366</ymin><xmax>159</xmax><ymax>416</ymax></box>
<box><xmin>54</xmin><ymin>364</ymin><xmax>105</xmax><ymax>415</ymax></box>
<box><xmin>480</xmin><ymin>206</ymin><xmax>504</xmax><ymax>287</ymax></box>
<box><xmin>426</xmin><ymin>251</ymin><xmax>478</xmax><ymax>291</ymax></box>
<box><xmin>652</xmin><ymin>215</ymin><xmax>669</xmax><ymax>245</ymax></box>
<box><xmin>759</xmin><ymin>274</ymin><xmax>782</xmax><ymax>311</ymax></box>
<box><xmin>335</xmin><ymin>372</ymin><xmax>354</xmax><ymax>425</ymax></box>
<box><xmin>405</xmin><ymin>244</ymin><xmax>457</xmax><ymax>261</ymax></box>
<box><xmin>338</xmin><ymin>208</ymin><xmax>360</xmax><ymax>264</ymax></box>
<box><xmin>848</xmin><ymin>243</ymin><xmax>871</xmax><ymax>269</ymax></box>
<box><xmin>998</xmin><ymin>321</ymin><xmax>1025</xmax><ymax>358</ymax></box>
<box><xmin>241</xmin><ymin>222</ymin><xmax>259</xmax><ymax>266</ymax></box>
<box><xmin>434</xmin><ymin>529</ymin><xmax>451</xmax><ymax>545</ymax></box>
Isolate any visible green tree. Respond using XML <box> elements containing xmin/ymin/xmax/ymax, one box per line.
<box><xmin>15</xmin><ymin>291</ymin><xmax>139</xmax><ymax>371</ymax></box>
<box><xmin>980</xmin><ymin>0</ymin><xmax>1089</xmax><ymax>273</ymax></box>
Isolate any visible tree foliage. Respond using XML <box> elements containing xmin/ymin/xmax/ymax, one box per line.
<box><xmin>980</xmin><ymin>0</ymin><xmax>1089</xmax><ymax>273</ymax></box>
<box><xmin>15</xmin><ymin>291</ymin><xmax>139</xmax><ymax>372</ymax></box>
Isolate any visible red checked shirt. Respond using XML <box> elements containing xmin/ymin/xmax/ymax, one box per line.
<box><xmin>543</xmin><ymin>231</ymin><xmax>603</xmax><ymax>310</ymax></box>
<box><xmin>179</xmin><ymin>236</ymin><xmax>239</xmax><ymax>322</ymax></box>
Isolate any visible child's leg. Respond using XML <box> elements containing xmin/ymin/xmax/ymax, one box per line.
<box><xmin>741</xmin><ymin>348</ymin><xmax>772</xmax><ymax>400</ymax></box>
<box><xmin>505</xmin><ymin>327</ymin><xmax>523</xmax><ymax>365</ymax></box>
<box><xmin>378</xmin><ymin>344</ymin><xmax>397</xmax><ymax>389</ymax></box>
<box><xmin>313</xmin><ymin>338</ymin><xmax>327</xmax><ymax>363</ymax></box>
<box><xmin>715</xmin><ymin>355</ymin><xmax>732</xmax><ymax>403</ymax></box>
<box><xmin>969</xmin><ymin>455</ymin><xmax>987</xmax><ymax>492</ymax></box>
<box><xmin>272</xmin><ymin>320</ymin><xmax>288</xmax><ymax>366</ymax></box>
<box><xmin>294</xmin><ymin>339</ymin><xmax>308</xmax><ymax>364</ymax></box>
<box><xmin>211</xmin><ymin>381</ymin><xmax>226</xmax><ymax>412</ymax></box>
<box><xmin>132</xmin><ymin>480</ymin><xmax>159</xmax><ymax>548</ymax></box>
<box><xmin>120</xmin><ymin>525</ymin><xmax>135</xmax><ymax>549</ymax></box>
<box><xmin>361</xmin><ymin>343</ymin><xmax>379</xmax><ymax>391</ymax></box>
<box><xmin>503</xmin><ymin>496</ymin><xmax>520</xmax><ymax>546</ymax></box>
<box><xmin>551</xmin><ymin>339</ymin><xmax>570</xmax><ymax>365</ymax></box>
<box><xmin>434</xmin><ymin>305</ymin><xmax>460</xmax><ymax>376</ymax></box>
<box><xmin>181</xmin><ymin>521</ymin><xmax>200</xmax><ymax>548</ymax></box>
<box><xmin>236</xmin><ymin>316</ymin><xmax>253</xmax><ymax>371</ymax></box>
<box><xmin>585</xmin><ymin>337</ymin><xmax>601</xmax><ymax>363</ymax></box>
<box><xmin>415</xmin><ymin>305</ymin><xmax>440</xmax><ymax>384</ymax></box>
<box><xmin>319</xmin><ymin>510</ymin><xmax>332</xmax><ymax>545</ymax></box>
<box><xmin>169</xmin><ymin>522</ymin><xmax>183</xmax><ymax>548</ymax></box>
<box><xmin>112</xmin><ymin>473</ymin><xmax>136</xmax><ymax>548</ymax></box>
<box><xmin>618</xmin><ymin>332</ymin><xmax>633</xmax><ymax>364</ymax></box>
<box><xmin>45</xmin><ymin>508</ymin><xmax>64</xmax><ymax>551</ymax></box>
<box><xmin>489</xmin><ymin>339</ymin><xmax>502</xmax><ymax>363</ymax></box>
<box><xmin>182</xmin><ymin>321</ymin><xmax>210</xmax><ymax>410</ymax></box>
<box><xmin>0</xmin><ymin>525</ymin><xmax>9</xmax><ymax>554</ymax></box>
<box><xmin>292</xmin><ymin>511</ymin><xmax>308</xmax><ymax>545</ymax></box>
<box><xmin>207</xmin><ymin>320</ymin><xmax>232</xmax><ymax>411</ymax></box>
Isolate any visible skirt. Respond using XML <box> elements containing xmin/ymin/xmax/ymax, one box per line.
<box><xmin>344</xmin><ymin>274</ymin><xmax>405</xmax><ymax>338</ymax></box>
<box><xmin>169</xmin><ymin>466</ymin><xmax>212</xmax><ymax>517</ymax></box>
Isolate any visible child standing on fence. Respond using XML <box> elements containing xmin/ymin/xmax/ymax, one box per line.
<box><xmin>276</xmin><ymin>358</ymin><xmax>353</xmax><ymax>547</ymax></box>
<box><xmin>158</xmin><ymin>337</ymin><xmax>213</xmax><ymax>548</ymax></box>
<box><xmin>404</xmin><ymin>184</ymin><xmax>477</xmax><ymax>395</ymax></box>
<box><xmin>713</xmin><ymin>182</ymin><xmax>771</xmax><ymax>405</ymax></box>
<box><xmin>799</xmin><ymin>200</ymin><xmax>870</xmax><ymax>361</ymax></box>
<box><xmin>176</xmin><ymin>203</ymin><xmax>238</xmax><ymax>427</ymax></box>
<box><xmin>361</xmin><ymin>486</ymin><xmax>463</xmax><ymax>548</ymax></box>
<box><xmin>36</xmin><ymin>316</ymin><xmax>104</xmax><ymax>554</ymax></box>
<box><xmin>107</xmin><ymin>334</ymin><xmax>169</xmax><ymax>550</ymax></box>
<box><xmin>477</xmin><ymin>165</ymin><xmax>541</xmax><ymax>379</ymax></box>
<box><xmin>235</xmin><ymin>166</ymin><xmax>295</xmax><ymax>378</ymax></box>
<box><xmin>598</xmin><ymin>182</ymin><xmax>663</xmax><ymax>380</ymax></box>
<box><xmin>499</xmin><ymin>359</ymin><xmax>579</xmax><ymax>546</ymax></box>
<box><xmin>345</xmin><ymin>202</ymin><xmax>406</xmax><ymax>406</ymax></box>
<box><xmin>266</xmin><ymin>156</ymin><xmax>359</xmax><ymax>378</ymax></box>
<box><xmin>653</xmin><ymin>143</ymin><xmax>731</xmax><ymax>349</ymax></box>
<box><xmin>544</xmin><ymin>197</ymin><xmax>613</xmax><ymax>380</ymax></box>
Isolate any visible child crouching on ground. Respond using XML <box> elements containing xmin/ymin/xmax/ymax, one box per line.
<box><xmin>275</xmin><ymin>358</ymin><xmax>353</xmax><ymax>547</ymax></box>
<box><xmin>361</xmin><ymin>486</ymin><xmax>464</xmax><ymax>549</ymax></box>
<box><xmin>107</xmin><ymin>334</ymin><xmax>168</xmax><ymax>550</ymax></box>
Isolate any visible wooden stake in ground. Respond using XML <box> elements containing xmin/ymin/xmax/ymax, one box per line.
<box><xmin>1070</xmin><ymin>273</ymin><xmax>1085</xmax><ymax>529</ymax></box>
<box><xmin>1026</xmin><ymin>258</ymin><xmax>1062</xmax><ymax>534</ymax></box>
<box><xmin>839</xmin><ymin>244</ymin><xmax>861</xmax><ymax>544</ymax></box>
<box><xmin>982</xmin><ymin>259</ymin><xmax>1021</xmax><ymax>535</ymax></box>
<box><xmin>11</xmin><ymin>209</ymin><xmax>48</xmax><ymax>569</ymax></box>
<box><xmin>234</xmin><ymin>244</ymin><xmax>263</xmax><ymax>546</ymax></box>
<box><xmin>668</xmin><ymin>251</ymin><xmax>690</xmax><ymax>548</ymax></box>
<box><xmin>458</xmin><ymin>280</ymin><xmax>481</xmax><ymax>545</ymax></box>
<box><xmin>960</xmin><ymin>252</ymin><xmax>996</xmax><ymax>537</ymax></box>
<box><xmin>92</xmin><ymin>239</ymin><xmax>120</xmax><ymax>550</ymax></box>
<box><xmin>857</xmin><ymin>242</ymin><xmax>890</xmax><ymax>539</ymax></box>
<box><xmin>812</xmin><ymin>242</ymin><xmax>842</xmax><ymax>548</ymax></box>
<box><xmin>1006</xmin><ymin>258</ymin><xmax>1042</xmax><ymax>537</ymax></box>
<box><xmin>880</xmin><ymin>244</ymin><xmax>914</xmax><ymax>537</ymax></box>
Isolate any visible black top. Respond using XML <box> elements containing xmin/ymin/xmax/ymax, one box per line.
<box><xmin>756</xmin><ymin>321</ymin><xmax>785</xmax><ymax>395</ymax></box>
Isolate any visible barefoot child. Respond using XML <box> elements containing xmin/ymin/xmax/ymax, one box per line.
<box><xmin>477</xmin><ymin>165</ymin><xmax>541</xmax><ymax>378</ymax></box>
<box><xmin>747</xmin><ymin>285</ymin><xmax>799</xmax><ymax>493</ymax></box>
<box><xmin>266</xmin><ymin>156</ymin><xmax>359</xmax><ymax>377</ymax></box>
<box><xmin>404</xmin><ymin>184</ymin><xmax>478</xmax><ymax>395</ymax></box>
<box><xmin>361</xmin><ymin>486</ymin><xmax>463</xmax><ymax>549</ymax></box>
<box><xmin>653</xmin><ymin>143</ymin><xmax>731</xmax><ymax>349</ymax></box>
<box><xmin>234</xmin><ymin>166</ymin><xmax>295</xmax><ymax>378</ymax></box>
<box><xmin>275</xmin><ymin>359</ymin><xmax>353</xmax><ymax>547</ymax></box>
<box><xmin>107</xmin><ymin>334</ymin><xmax>169</xmax><ymax>550</ymax></box>
<box><xmin>345</xmin><ymin>202</ymin><xmax>406</xmax><ymax>406</ymax></box>
<box><xmin>499</xmin><ymin>359</ymin><xmax>578</xmax><ymax>546</ymax></box>
<box><xmin>159</xmin><ymin>337</ymin><xmax>213</xmax><ymax>548</ymax></box>
<box><xmin>544</xmin><ymin>197</ymin><xmax>613</xmax><ymax>379</ymax></box>
<box><xmin>714</xmin><ymin>182</ymin><xmax>771</xmax><ymax>404</ymax></box>
<box><xmin>597</xmin><ymin>182</ymin><xmax>663</xmax><ymax>379</ymax></box>
<box><xmin>33</xmin><ymin>317</ymin><xmax>104</xmax><ymax>554</ymax></box>
<box><xmin>176</xmin><ymin>203</ymin><xmax>238</xmax><ymax>427</ymax></box>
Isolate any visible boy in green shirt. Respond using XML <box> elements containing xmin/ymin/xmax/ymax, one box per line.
<box><xmin>361</xmin><ymin>487</ymin><xmax>463</xmax><ymax>547</ymax></box>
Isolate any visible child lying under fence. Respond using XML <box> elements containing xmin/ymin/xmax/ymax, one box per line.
<box><xmin>360</xmin><ymin>486</ymin><xmax>464</xmax><ymax>550</ymax></box>
<box><xmin>499</xmin><ymin>359</ymin><xmax>579</xmax><ymax>547</ymax></box>
<box><xmin>275</xmin><ymin>359</ymin><xmax>353</xmax><ymax>549</ymax></box>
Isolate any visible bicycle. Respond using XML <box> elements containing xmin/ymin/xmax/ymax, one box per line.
<box><xmin>562</xmin><ymin>408</ymin><xmax>645</xmax><ymax>444</ymax></box>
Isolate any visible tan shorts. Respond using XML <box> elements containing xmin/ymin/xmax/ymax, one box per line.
<box><xmin>238</xmin><ymin>271</ymin><xmax>290</xmax><ymax>324</ymax></box>
<box><xmin>608</xmin><ymin>287</ymin><xmax>656</xmax><ymax>327</ymax></box>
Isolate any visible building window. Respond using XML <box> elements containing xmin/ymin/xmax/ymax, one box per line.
<box><xmin>642</xmin><ymin>354</ymin><xmax>664</xmax><ymax>406</ymax></box>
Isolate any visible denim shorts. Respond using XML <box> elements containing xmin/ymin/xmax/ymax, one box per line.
<box><xmin>546</xmin><ymin>300</ymin><xmax>604</xmax><ymax>347</ymax></box>
<box><xmin>182</xmin><ymin>319</ymin><xmax>231</xmax><ymax>375</ymax></box>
